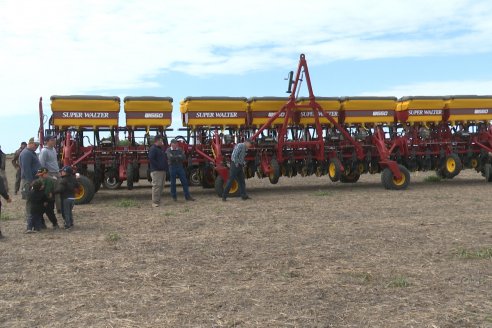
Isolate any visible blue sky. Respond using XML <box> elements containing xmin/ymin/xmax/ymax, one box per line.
<box><xmin>1</xmin><ymin>0</ymin><xmax>492</xmax><ymax>153</ymax></box>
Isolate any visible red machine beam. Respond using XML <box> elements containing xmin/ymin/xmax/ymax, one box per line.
<box><xmin>38</xmin><ymin>97</ymin><xmax>45</xmax><ymax>148</ymax></box>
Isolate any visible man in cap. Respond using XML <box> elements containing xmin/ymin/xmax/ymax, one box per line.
<box><xmin>148</xmin><ymin>136</ymin><xmax>168</xmax><ymax>207</ymax></box>
<box><xmin>55</xmin><ymin>166</ymin><xmax>79</xmax><ymax>230</ymax></box>
<box><xmin>19</xmin><ymin>137</ymin><xmax>41</xmax><ymax>232</ymax></box>
<box><xmin>166</xmin><ymin>139</ymin><xmax>194</xmax><ymax>201</ymax></box>
<box><xmin>12</xmin><ymin>141</ymin><xmax>27</xmax><ymax>195</ymax></box>
<box><xmin>222</xmin><ymin>139</ymin><xmax>253</xmax><ymax>201</ymax></box>
<box><xmin>36</xmin><ymin>167</ymin><xmax>59</xmax><ymax>229</ymax></box>
<box><xmin>39</xmin><ymin>136</ymin><xmax>61</xmax><ymax>212</ymax></box>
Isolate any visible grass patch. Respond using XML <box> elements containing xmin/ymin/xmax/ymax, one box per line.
<box><xmin>348</xmin><ymin>272</ymin><xmax>372</xmax><ymax>284</ymax></box>
<box><xmin>107</xmin><ymin>232</ymin><xmax>121</xmax><ymax>242</ymax></box>
<box><xmin>313</xmin><ymin>190</ymin><xmax>331</xmax><ymax>196</ymax></box>
<box><xmin>0</xmin><ymin>212</ymin><xmax>16</xmax><ymax>221</ymax></box>
<box><xmin>115</xmin><ymin>198</ymin><xmax>138</xmax><ymax>208</ymax></box>
<box><xmin>164</xmin><ymin>212</ymin><xmax>174</xmax><ymax>217</ymax></box>
<box><xmin>387</xmin><ymin>276</ymin><xmax>410</xmax><ymax>288</ymax></box>
<box><xmin>423</xmin><ymin>175</ymin><xmax>442</xmax><ymax>183</ymax></box>
<box><xmin>456</xmin><ymin>247</ymin><xmax>492</xmax><ymax>259</ymax></box>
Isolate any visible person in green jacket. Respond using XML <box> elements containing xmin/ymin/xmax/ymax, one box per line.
<box><xmin>36</xmin><ymin>167</ymin><xmax>59</xmax><ymax>229</ymax></box>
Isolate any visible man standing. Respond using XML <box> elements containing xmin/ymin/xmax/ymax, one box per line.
<box><xmin>166</xmin><ymin>139</ymin><xmax>194</xmax><ymax>202</ymax></box>
<box><xmin>0</xmin><ymin>145</ymin><xmax>8</xmax><ymax>194</ymax></box>
<box><xmin>20</xmin><ymin>138</ymin><xmax>41</xmax><ymax>232</ymax></box>
<box><xmin>148</xmin><ymin>136</ymin><xmax>168</xmax><ymax>207</ymax></box>
<box><xmin>39</xmin><ymin>136</ymin><xmax>61</xmax><ymax>212</ymax></box>
<box><xmin>222</xmin><ymin>139</ymin><xmax>253</xmax><ymax>201</ymax></box>
<box><xmin>12</xmin><ymin>141</ymin><xmax>27</xmax><ymax>195</ymax></box>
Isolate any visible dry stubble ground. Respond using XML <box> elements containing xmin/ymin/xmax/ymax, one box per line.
<box><xmin>0</xmin><ymin>157</ymin><xmax>491</xmax><ymax>328</ymax></box>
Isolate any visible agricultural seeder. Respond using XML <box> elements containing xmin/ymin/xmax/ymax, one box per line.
<box><xmin>38</xmin><ymin>54</ymin><xmax>492</xmax><ymax>204</ymax></box>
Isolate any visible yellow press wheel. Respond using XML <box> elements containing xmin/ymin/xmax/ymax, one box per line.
<box><xmin>381</xmin><ymin>165</ymin><xmax>410</xmax><ymax>190</ymax></box>
<box><xmin>328</xmin><ymin>158</ymin><xmax>342</xmax><ymax>182</ymax></box>
<box><xmin>74</xmin><ymin>175</ymin><xmax>96</xmax><ymax>204</ymax></box>
<box><xmin>442</xmin><ymin>153</ymin><xmax>462</xmax><ymax>179</ymax></box>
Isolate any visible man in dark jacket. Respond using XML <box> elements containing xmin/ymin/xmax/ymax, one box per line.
<box><xmin>0</xmin><ymin>145</ymin><xmax>8</xmax><ymax>194</ymax></box>
<box><xmin>166</xmin><ymin>139</ymin><xmax>194</xmax><ymax>202</ymax></box>
<box><xmin>148</xmin><ymin>136</ymin><xmax>168</xmax><ymax>207</ymax></box>
<box><xmin>12</xmin><ymin>141</ymin><xmax>27</xmax><ymax>195</ymax></box>
<box><xmin>55</xmin><ymin>166</ymin><xmax>79</xmax><ymax>230</ymax></box>
<box><xmin>19</xmin><ymin>138</ymin><xmax>41</xmax><ymax>232</ymax></box>
<box><xmin>0</xmin><ymin>176</ymin><xmax>12</xmax><ymax>239</ymax></box>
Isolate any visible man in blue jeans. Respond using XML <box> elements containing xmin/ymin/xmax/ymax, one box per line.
<box><xmin>166</xmin><ymin>139</ymin><xmax>195</xmax><ymax>202</ymax></box>
<box><xmin>222</xmin><ymin>139</ymin><xmax>253</xmax><ymax>201</ymax></box>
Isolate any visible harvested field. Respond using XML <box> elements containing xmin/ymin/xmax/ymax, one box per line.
<box><xmin>0</xmin><ymin>159</ymin><xmax>491</xmax><ymax>327</ymax></box>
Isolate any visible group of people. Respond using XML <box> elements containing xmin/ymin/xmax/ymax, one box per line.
<box><xmin>0</xmin><ymin>136</ymin><xmax>254</xmax><ymax>238</ymax></box>
<box><xmin>149</xmin><ymin>137</ymin><xmax>196</xmax><ymax>207</ymax></box>
<box><xmin>148</xmin><ymin>136</ymin><xmax>253</xmax><ymax>206</ymax></box>
<box><xmin>0</xmin><ymin>137</ymin><xmax>80</xmax><ymax>238</ymax></box>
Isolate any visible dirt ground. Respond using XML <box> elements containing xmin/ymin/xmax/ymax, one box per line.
<box><xmin>0</xmin><ymin>157</ymin><xmax>491</xmax><ymax>328</ymax></box>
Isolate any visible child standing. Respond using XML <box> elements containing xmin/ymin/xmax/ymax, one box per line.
<box><xmin>0</xmin><ymin>175</ymin><xmax>12</xmax><ymax>239</ymax></box>
<box><xmin>28</xmin><ymin>179</ymin><xmax>47</xmax><ymax>233</ymax></box>
<box><xmin>55</xmin><ymin>166</ymin><xmax>79</xmax><ymax>230</ymax></box>
<box><xmin>36</xmin><ymin>167</ymin><xmax>59</xmax><ymax>229</ymax></box>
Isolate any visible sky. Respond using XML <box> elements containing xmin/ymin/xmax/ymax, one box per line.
<box><xmin>1</xmin><ymin>0</ymin><xmax>492</xmax><ymax>153</ymax></box>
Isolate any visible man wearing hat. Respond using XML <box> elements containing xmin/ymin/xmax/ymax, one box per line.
<box><xmin>39</xmin><ymin>136</ymin><xmax>61</xmax><ymax>212</ymax></box>
<box><xmin>55</xmin><ymin>166</ymin><xmax>79</xmax><ymax>229</ymax></box>
<box><xmin>19</xmin><ymin>138</ymin><xmax>41</xmax><ymax>232</ymax></box>
<box><xmin>36</xmin><ymin>167</ymin><xmax>59</xmax><ymax>229</ymax></box>
<box><xmin>148</xmin><ymin>136</ymin><xmax>168</xmax><ymax>207</ymax></box>
<box><xmin>166</xmin><ymin>139</ymin><xmax>194</xmax><ymax>201</ymax></box>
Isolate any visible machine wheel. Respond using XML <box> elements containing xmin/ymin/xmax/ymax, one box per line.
<box><xmin>443</xmin><ymin>153</ymin><xmax>462</xmax><ymax>179</ymax></box>
<box><xmin>484</xmin><ymin>163</ymin><xmax>492</xmax><ymax>182</ymax></box>
<box><xmin>268</xmin><ymin>159</ymin><xmax>280</xmax><ymax>184</ymax></box>
<box><xmin>201</xmin><ymin>166</ymin><xmax>215</xmax><ymax>189</ymax></box>
<box><xmin>132</xmin><ymin>161</ymin><xmax>140</xmax><ymax>182</ymax></box>
<box><xmin>74</xmin><ymin>175</ymin><xmax>96</xmax><ymax>205</ymax></box>
<box><xmin>328</xmin><ymin>158</ymin><xmax>342</xmax><ymax>182</ymax></box>
<box><xmin>126</xmin><ymin>163</ymin><xmax>134</xmax><ymax>190</ymax></box>
<box><xmin>340</xmin><ymin>171</ymin><xmax>360</xmax><ymax>183</ymax></box>
<box><xmin>188</xmin><ymin>167</ymin><xmax>201</xmax><ymax>187</ymax></box>
<box><xmin>214</xmin><ymin>175</ymin><xmax>240</xmax><ymax>197</ymax></box>
<box><xmin>104</xmin><ymin>176</ymin><xmax>122</xmax><ymax>190</ymax></box>
<box><xmin>381</xmin><ymin>165</ymin><xmax>410</xmax><ymax>190</ymax></box>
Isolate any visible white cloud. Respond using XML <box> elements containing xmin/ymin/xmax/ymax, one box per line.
<box><xmin>0</xmin><ymin>0</ymin><xmax>491</xmax><ymax>117</ymax></box>
<box><xmin>360</xmin><ymin>80</ymin><xmax>492</xmax><ymax>97</ymax></box>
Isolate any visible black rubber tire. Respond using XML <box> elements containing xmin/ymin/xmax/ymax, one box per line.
<box><xmin>201</xmin><ymin>166</ymin><xmax>215</xmax><ymax>189</ymax></box>
<box><xmin>442</xmin><ymin>153</ymin><xmax>462</xmax><ymax>179</ymax></box>
<box><xmin>75</xmin><ymin>175</ymin><xmax>96</xmax><ymax>205</ymax></box>
<box><xmin>340</xmin><ymin>166</ymin><xmax>360</xmax><ymax>183</ymax></box>
<box><xmin>132</xmin><ymin>161</ymin><xmax>140</xmax><ymax>182</ymax></box>
<box><xmin>268</xmin><ymin>159</ymin><xmax>281</xmax><ymax>184</ymax></box>
<box><xmin>126</xmin><ymin>163</ymin><xmax>134</xmax><ymax>190</ymax></box>
<box><xmin>188</xmin><ymin>167</ymin><xmax>201</xmax><ymax>187</ymax></box>
<box><xmin>328</xmin><ymin>158</ymin><xmax>342</xmax><ymax>182</ymax></box>
<box><xmin>214</xmin><ymin>175</ymin><xmax>240</xmax><ymax>197</ymax></box>
<box><xmin>484</xmin><ymin>163</ymin><xmax>492</xmax><ymax>182</ymax></box>
<box><xmin>103</xmin><ymin>171</ymin><xmax>122</xmax><ymax>190</ymax></box>
<box><xmin>381</xmin><ymin>165</ymin><xmax>410</xmax><ymax>190</ymax></box>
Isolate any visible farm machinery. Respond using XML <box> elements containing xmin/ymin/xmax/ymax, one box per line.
<box><xmin>39</xmin><ymin>95</ymin><xmax>176</xmax><ymax>204</ymax></box>
<box><xmin>181</xmin><ymin>54</ymin><xmax>492</xmax><ymax>197</ymax></box>
<box><xmin>38</xmin><ymin>54</ymin><xmax>492</xmax><ymax>204</ymax></box>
